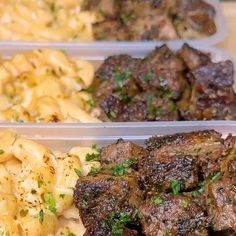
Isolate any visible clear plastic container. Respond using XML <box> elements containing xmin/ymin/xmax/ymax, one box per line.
<box><xmin>0</xmin><ymin>121</ymin><xmax>235</xmax><ymax>150</ymax></box>
<box><xmin>0</xmin><ymin>0</ymin><xmax>227</xmax><ymax>50</ymax></box>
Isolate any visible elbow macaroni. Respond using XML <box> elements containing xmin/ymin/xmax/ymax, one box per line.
<box><xmin>0</xmin><ymin>48</ymin><xmax>101</xmax><ymax>123</ymax></box>
<box><xmin>0</xmin><ymin>130</ymin><xmax>100</xmax><ymax>236</ymax></box>
<box><xmin>0</xmin><ymin>0</ymin><xmax>98</xmax><ymax>41</ymax></box>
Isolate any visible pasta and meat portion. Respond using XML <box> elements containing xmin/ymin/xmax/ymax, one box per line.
<box><xmin>0</xmin><ymin>0</ymin><xmax>97</xmax><ymax>41</ymax></box>
<box><xmin>0</xmin><ymin>48</ymin><xmax>100</xmax><ymax>123</ymax></box>
<box><xmin>0</xmin><ymin>130</ymin><xmax>101</xmax><ymax>236</ymax></box>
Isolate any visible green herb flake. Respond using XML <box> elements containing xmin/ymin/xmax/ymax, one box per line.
<box><xmin>171</xmin><ymin>179</ymin><xmax>182</xmax><ymax>195</ymax></box>
<box><xmin>39</xmin><ymin>209</ymin><xmax>44</xmax><ymax>224</ymax></box>
<box><xmin>121</xmin><ymin>12</ymin><xmax>136</xmax><ymax>24</ymax></box>
<box><xmin>37</xmin><ymin>179</ymin><xmax>44</xmax><ymax>188</ymax></box>
<box><xmin>86</xmin><ymin>97</ymin><xmax>95</xmax><ymax>107</ymax></box>
<box><xmin>43</xmin><ymin>192</ymin><xmax>57</xmax><ymax>214</ymax></box>
<box><xmin>59</xmin><ymin>194</ymin><xmax>66</xmax><ymax>199</ymax></box>
<box><xmin>90</xmin><ymin>166</ymin><xmax>101</xmax><ymax>176</ymax></box>
<box><xmin>74</xmin><ymin>168</ymin><xmax>82</xmax><ymax>177</ymax></box>
<box><xmin>211</xmin><ymin>172</ymin><xmax>221</xmax><ymax>182</ymax></box>
<box><xmin>118</xmin><ymin>212</ymin><xmax>129</xmax><ymax>225</ymax></box>
<box><xmin>114</xmin><ymin>70</ymin><xmax>132</xmax><ymax>88</ymax></box>
<box><xmin>181</xmin><ymin>200</ymin><xmax>189</xmax><ymax>209</ymax></box>
<box><xmin>0</xmin><ymin>149</ymin><xmax>4</xmax><ymax>155</ymax></box>
<box><xmin>92</xmin><ymin>143</ymin><xmax>100</xmax><ymax>152</ymax></box>
<box><xmin>112</xmin><ymin>224</ymin><xmax>123</xmax><ymax>236</ymax></box>
<box><xmin>113</xmin><ymin>159</ymin><xmax>134</xmax><ymax>176</ymax></box>
<box><xmin>85</xmin><ymin>152</ymin><xmax>100</xmax><ymax>162</ymax></box>
<box><xmin>68</xmin><ymin>232</ymin><xmax>76</xmax><ymax>236</ymax></box>
<box><xmin>109</xmin><ymin>110</ymin><xmax>117</xmax><ymax>119</ymax></box>
<box><xmin>153</xmin><ymin>196</ymin><xmax>163</xmax><ymax>205</ymax></box>
<box><xmin>143</xmin><ymin>72</ymin><xmax>153</xmax><ymax>82</ymax></box>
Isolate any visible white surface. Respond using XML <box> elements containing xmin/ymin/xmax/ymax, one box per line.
<box><xmin>0</xmin><ymin>0</ymin><xmax>227</xmax><ymax>50</ymax></box>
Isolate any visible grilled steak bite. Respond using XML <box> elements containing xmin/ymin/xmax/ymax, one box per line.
<box><xmin>205</xmin><ymin>177</ymin><xmax>236</xmax><ymax>232</ymax></box>
<box><xmin>74</xmin><ymin>175</ymin><xmax>142</xmax><ymax>234</ymax></box>
<box><xmin>100</xmin><ymin>139</ymin><xmax>147</xmax><ymax>166</ymax></box>
<box><xmin>146</xmin><ymin>130</ymin><xmax>224</xmax><ymax>178</ymax></box>
<box><xmin>140</xmin><ymin>194</ymin><xmax>208</xmax><ymax>236</ymax></box>
<box><xmin>139</xmin><ymin>153</ymin><xmax>198</xmax><ymax>192</ymax></box>
<box><xmin>73</xmin><ymin>130</ymin><xmax>236</xmax><ymax>235</ymax></box>
<box><xmin>178</xmin><ymin>60</ymin><xmax>236</xmax><ymax>120</ymax></box>
<box><xmin>170</xmin><ymin>0</ymin><xmax>216</xmax><ymax>38</ymax></box>
<box><xmin>177</xmin><ymin>43</ymin><xmax>211</xmax><ymax>70</ymax></box>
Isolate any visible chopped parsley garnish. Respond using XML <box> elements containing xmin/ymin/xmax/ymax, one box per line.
<box><xmin>121</xmin><ymin>12</ymin><xmax>136</xmax><ymax>24</ymax></box>
<box><xmin>92</xmin><ymin>143</ymin><xmax>101</xmax><ymax>153</ymax></box>
<box><xmin>147</xmin><ymin>95</ymin><xmax>162</xmax><ymax>117</ymax></box>
<box><xmin>86</xmin><ymin>152</ymin><xmax>100</xmax><ymax>162</ymax></box>
<box><xmin>90</xmin><ymin>166</ymin><xmax>101</xmax><ymax>176</ymax></box>
<box><xmin>109</xmin><ymin>110</ymin><xmax>117</xmax><ymax>119</ymax></box>
<box><xmin>113</xmin><ymin>159</ymin><xmax>134</xmax><ymax>176</ymax></box>
<box><xmin>211</xmin><ymin>172</ymin><xmax>221</xmax><ymax>182</ymax></box>
<box><xmin>0</xmin><ymin>149</ymin><xmax>4</xmax><ymax>155</ymax></box>
<box><xmin>171</xmin><ymin>179</ymin><xmax>182</xmax><ymax>195</ymax></box>
<box><xmin>37</xmin><ymin>179</ymin><xmax>44</xmax><ymax>188</ymax></box>
<box><xmin>74</xmin><ymin>168</ymin><xmax>82</xmax><ymax>177</ymax></box>
<box><xmin>181</xmin><ymin>200</ymin><xmax>189</xmax><ymax>209</ymax></box>
<box><xmin>59</xmin><ymin>194</ymin><xmax>66</xmax><ymax>199</ymax></box>
<box><xmin>43</xmin><ymin>192</ymin><xmax>57</xmax><ymax>214</ymax></box>
<box><xmin>39</xmin><ymin>209</ymin><xmax>44</xmax><ymax>224</ymax></box>
<box><xmin>120</xmin><ymin>92</ymin><xmax>131</xmax><ymax>104</ymax></box>
<box><xmin>68</xmin><ymin>233</ymin><xmax>76</xmax><ymax>236</ymax></box>
<box><xmin>86</xmin><ymin>97</ymin><xmax>95</xmax><ymax>107</ymax></box>
<box><xmin>153</xmin><ymin>196</ymin><xmax>163</xmax><ymax>205</ymax></box>
<box><xmin>112</xmin><ymin>224</ymin><xmax>123</xmax><ymax>236</ymax></box>
<box><xmin>114</xmin><ymin>70</ymin><xmax>132</xmax><ymax>88</ymax></box>
<box><xmin>143</xmin><ymin>72</ymin><xmax>153</xmax><ymax>82</ymax></box>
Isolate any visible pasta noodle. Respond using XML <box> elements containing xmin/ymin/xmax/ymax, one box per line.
<box><xmin>0</xmin><ymin>0</ymin><xmax>98</xmax><ymax>41</ymax></box>
<box><xmin>0</xmin><ymin>130</ymin><xmax>100</xmax><ymax>236</ymax></box>
<box><xmin>0</xmin><ymin>48</ymin><xmax>101</xmax><ymax>123</ymax></box>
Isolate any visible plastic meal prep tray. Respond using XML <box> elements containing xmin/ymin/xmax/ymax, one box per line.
<box><xmin>0</xmin><ymin>44</ymin><xmax>235</xmax><ymax>125</ymax></box>
<box><xmin>1</xmin><ymin>121</ymin><xmax>236</xmax><ymax>151</ymax></box>
<box><xmin>0</xmin><ymin>0</ymin><xmax>227</xmax><ymax>50</ymax></box>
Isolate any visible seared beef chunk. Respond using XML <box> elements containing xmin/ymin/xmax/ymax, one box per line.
<box><xmin>100</xmin><ymin>139</ymin><xmax>147</xmax><ymax>166</ymax></box>
<box><xmin>140</xmin><ymin>194</ymin><xmax>208</xmax><ymax>236</ymax></box>
<box><xmin>146</xmin><ymin>130</ymin><xmax>224</xmax><ymax>178</ymax></box>
<box><xmin>82</xmin><ymin>0</ymin><xmax>120</xmax><ymax>19</ymax></box>
<box><xmin>205</xmin><ymin>177</ymin><xmax>236</xmax><ymax>232</ymax></box>
<box><xmin>221</xmin><ymin>135</ymin><xmax>236</xmax><ymax>177</ymax></box>
<box><xmin>178</xmin><ymin>60</ymin><xmax>236</xmax><ymax>120</ymax></box>
<box><xmin>139</xmin><ymin>153</ymin><xmax>198</xmax><ymax>192</ymax></box>
<box><xmin>134</xmin><ymin>45</ymin><xmax>185</xmax><ymax>99</ymax></box>
<box><xmin>170</xmin><ymin>0</ymin><xmax>216</xmax><ymax>38</ymax></box>
<box><xmin>93</xmin><ymin>20</ymin><xmax>131</xmax><ymax>41</ymax></box>
<box><xmin>178</xmin><ymin>43</ymin><xmax>211</xmax><ymax>70</ymax></box>
<box><xmin>95</xmin><ymin>55</ymin><xmax>140</xmax><ymax>101</ymax></box>
<box><xmin>74</xmin><ymin>175</ymin><xmax>141</xmax><ymax>233</ymax></box>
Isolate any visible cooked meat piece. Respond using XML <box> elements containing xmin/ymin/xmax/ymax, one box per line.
<box><xmin>140</xmin><ymin>194</ymin><xmax>208</xmax><ymax>236</ymax></box>
<box><xmin>138</xmin><ymin>153</ymin><xmax>198</xmax><ymax>192</ymax></box>
<box><xmin>205</xmin><ymin>177</ymin><xmax>236</xmax><ymax>232</ymax></box>
<box><xmin>178</xmin><ymin>43</ymin><xmax>211</xmax><ymax>70</ymax></box>
<box><xmin>178</xmin><ymin>60</ymin><xmax>236</xmax><ymax>120</ymax></box>
<box><xmin>82</xmin><ymin>0</ymin><xmax>120</xmax><ymax>19</ymax></box>
<box><xmin>84</xmin><ymin>221</ymin><xmax>138</xmax><ymax>236</ymax></box>
<box><xmin>221</xmin><ymin>135</ymin><xmax>236</xmax><ymax>177</ymax></box>
<box><xmin>134</xmin><ymin>45</ymin><xmax>186</xmax><ymax>99</ymax></box>
<box><xmin>123</xmin><ymin>92</ymin><xmax>179</xmax><ymax>121</ymax></box>
<box><xmin>128</xmin><ymin>14</ymin><xmax>178</xmax><ymax>41</ymax></box>
<box><xmin>95</xmin><ymin>55</ymin><xmax>140</xmax><ymax>101</ymax></box>
<box><xmin>93</xmin><ymin>20</ymin><xmax>131</xmax><ymax>41</ymax></box>
<box><xmin>100</xmin><ymin>138</ymin><xmax>147</xmax><ymax>166</ymax></box>
<box><xmin>100</xmin><ymin>94</ymin><xmax>125</xmax><ymax>121</ymax></box>
<box><xmin>74</xmin><ymin>175</ymin><xmax>141</xmax><ymax>227</ymax></box>
<box><xmin>170</xmin><ymin>0</ymin><xmax>216</xmax><ymax>37</ymax></box>
<box><xmin>211</xmin><ymin>230</ymin><xmax>236</xmax><ymax>236</ymax></box>
<box><xmin>146</xmin><ymin>130</ymin><xmax>224</xmax><ymax>178</ymax></box>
